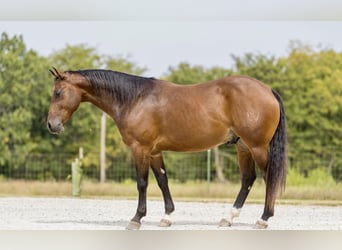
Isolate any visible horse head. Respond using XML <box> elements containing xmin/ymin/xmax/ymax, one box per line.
<box><xmin>47</xmin><ymin>68</ymin><xmax>83</xmax><ymax>134</ymax></box>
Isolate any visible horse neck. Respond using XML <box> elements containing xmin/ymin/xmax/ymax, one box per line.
<box><xmin>77</xmin><ymin>70</ymin><xmax>156</xmax><ymax>123</ymax></box>
<box><xmin>80</xmin><ymin>83</ymin><xmax>119</xmax><ymax>120</ymax></box>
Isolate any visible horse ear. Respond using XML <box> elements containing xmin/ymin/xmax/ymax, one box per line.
<box><xmin>50</xmin><ymin>67</ymin><xmax>66</xmax><ymax>80</ymax></box>
<box><xmin>49</xmin><ymin>68</ymin><xmax>57</xmax><ymax>78</ymax></box>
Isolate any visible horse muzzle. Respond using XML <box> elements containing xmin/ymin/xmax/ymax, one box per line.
<box><xmin>47</xmin><ymin>117</ymin><xmax>64</xmax><ymax>134</ymax></box>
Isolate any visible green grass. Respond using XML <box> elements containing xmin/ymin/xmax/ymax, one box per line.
<box><xmin>0</xmin><ymin>179</ymin><xmax>341</xmax><ymax>205</ymax></box>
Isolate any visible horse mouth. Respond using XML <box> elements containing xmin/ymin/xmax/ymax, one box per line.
<box><xmin>47</xmin><ymin>120</ymin><xmax>64</xmax><ymax>134</ymax></box>
<box><xmin>49</xmin><ymin>127</ymin><xmax>64</xmax><ymax>135</ymax></box>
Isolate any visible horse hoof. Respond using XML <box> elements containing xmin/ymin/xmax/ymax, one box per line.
<box><xmin>126</xmin><ymin>220</ymin><xmax>141</xmax><ymax>230</ymax></box>
<box><xmin>219</xmin><ymin>218</ymin><xmax>232</xmax><ymax>227</ymax></box>
<box><xmin>254</xmin><ymin>219</ymin><xmax>268</xmax><ymax>229</ymax></box>
<box><xmin>159</xmin><ymin>218</ymin><xmax>172</xmax><ymax>227</ymax></box>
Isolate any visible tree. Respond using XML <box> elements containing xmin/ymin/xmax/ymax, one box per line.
<box><xmin>165</xmin><ymin>62</ymin><xmax>233</xmax><ymax>84</ymax></box>
<box><xmin>281</xmin><ymin>44</ymin><xmax>342</xmax><ymax>179</ymax></box>
<box><xmin>0</xmin><ymin>32</ymin><xmax>50</xmax><ymax>176</ymax></box>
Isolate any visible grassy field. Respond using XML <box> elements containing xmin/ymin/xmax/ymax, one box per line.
<box><xmin>0</xmin><ymin>179</ymin><xmax>341</xmax><ymax>205</ymax></box>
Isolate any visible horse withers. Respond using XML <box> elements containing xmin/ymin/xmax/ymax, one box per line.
<box><xmin>47</xmin><ymin>68</ymin><xmax>287</xmax><ymax>229</ymax></box>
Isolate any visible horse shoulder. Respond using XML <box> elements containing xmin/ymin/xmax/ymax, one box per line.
<box><xmin>117</xmin><ymin>95</ymin><xmax>163</xmax><ymax>149</ymax></box>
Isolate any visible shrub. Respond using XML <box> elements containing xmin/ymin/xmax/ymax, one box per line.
<box><xmin>287</xmin><ymin>167</ymin><xmax>336</xmax><ymax>186</ymax></box>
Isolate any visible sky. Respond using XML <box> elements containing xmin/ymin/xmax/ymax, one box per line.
<box><xmin>1</xmin><ymin>1</ymin><xmax>342</xmax><ymax>77</ymax></box>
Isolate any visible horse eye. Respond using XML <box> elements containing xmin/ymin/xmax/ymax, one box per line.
<box><xmin>54</xmin><ymin>89</ymin><xmax>62</xmax><ymax>98</ymax></box>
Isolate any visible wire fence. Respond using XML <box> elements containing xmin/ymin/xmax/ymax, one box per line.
<box><xmin>0</xmin><ymin>148</ymin><xmax>341</xmax><ymax>183</ymax></box>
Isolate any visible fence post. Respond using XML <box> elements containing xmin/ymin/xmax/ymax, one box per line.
<box><xmin>71</xmin><ymin>147</ymin><xmax>83</xmax><ymax>196</ymax></box>
<box><xmin>207</xmin><ymin>149</ymin><xmax>212</xmax><ymax>184</ymax></box>
<box><xmin>100</xmin><ymin>112</ymin><xmax>106</xmax><ymax>183</ymax></box>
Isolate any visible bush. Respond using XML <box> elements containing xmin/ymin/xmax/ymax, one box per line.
<box><xmin>287</xmin><ymin>167</ymin><xmax>336</xmax><ymax>186</ymax></box>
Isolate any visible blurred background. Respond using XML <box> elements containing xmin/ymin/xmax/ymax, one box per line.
<box><xmin>0</xmin><ymin>19</ymin><xmax>341</xmax><ymax>203</ymax></box>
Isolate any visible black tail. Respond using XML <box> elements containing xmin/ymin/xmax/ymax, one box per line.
<box><xmin>267</xmin><ymin>90</ymin><xmax>288</xmax><ymax>195</ymax></box>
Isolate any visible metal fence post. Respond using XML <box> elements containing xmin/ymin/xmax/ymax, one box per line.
<box><xmin>207</xmin><ymin>149</ymin><xmax>212</xmax><ymax>184</ymax></box>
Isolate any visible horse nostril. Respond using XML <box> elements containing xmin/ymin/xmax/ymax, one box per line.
<box><xmin>47</xmin><ymin>121</ymin><xmax>52</xmax><ymax>131</ymax></box>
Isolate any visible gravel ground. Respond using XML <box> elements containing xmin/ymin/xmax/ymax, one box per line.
<box><xmin>0</xmin><ymin>197</ymin><xmax>341</xmax><ymax>230</ymax></box>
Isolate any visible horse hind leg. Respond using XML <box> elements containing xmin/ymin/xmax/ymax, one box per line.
<box><xmin>150</xmin><ymin>153</ymin><xmax>175</xmax><ymax>227</ymax></box>
<box><xmin>219</xmin><ymin>142</ymin><xmax>256</xmax><ymax>227</ymax></box>
<box><xmin>251</xmin><ymin>146</ymin><xmax>275</xmax><ymax>229</ymax></box>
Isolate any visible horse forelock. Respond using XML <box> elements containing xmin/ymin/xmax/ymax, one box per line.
<box><xmin>68</xmin><ymin>69</ymin><xmax>156</xmax><ymax>107</ymax></box>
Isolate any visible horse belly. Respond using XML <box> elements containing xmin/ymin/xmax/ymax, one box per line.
<box><xmin>158</xmin><ymin>124</ymin><xmax>231</xmax><ymax>152</ymax></box>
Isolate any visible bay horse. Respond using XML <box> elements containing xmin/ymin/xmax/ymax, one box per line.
<box><xmin>47</xmin><ymin>68</ymin><xmax>287</xmax><ymax>229</ymax></box>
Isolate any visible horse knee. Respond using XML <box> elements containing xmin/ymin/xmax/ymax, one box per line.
<box><xmin>137</xmin><ymin>178</ymin><xmax>148</xmax><ymax>192</ymax></box>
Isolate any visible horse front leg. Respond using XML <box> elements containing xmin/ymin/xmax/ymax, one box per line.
<box><xmin>126</xmin><ymin>148</ymin><xmax>150</xmax><ymax>230</ymax></box>
<box><xmin>150</xmin><ymin>153</ymin><xmax>175</xmax><ymax>227</ymax></box>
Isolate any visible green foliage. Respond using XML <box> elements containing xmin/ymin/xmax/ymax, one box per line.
<box><xmin>287</xmin><ymin>168</ymin><xmax>336</xmax><ymax>187</ymax></box>
<box><xmin>163</xmin><ymin>152</ymin><xmax>208</xmax><ymax>183</ymax></box>
<box><xmin>0</xmin><ymin>32</ymin><xmax>50</xmax><ymax>169</ymax></box>
<box><xmin>165</xmin><ymin>62</ymin><xmax>233</xmax><ymax>84</ymax></box>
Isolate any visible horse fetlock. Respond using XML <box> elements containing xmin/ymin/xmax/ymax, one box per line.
<box><xmin>136</xmin><ymin>209</ymin><xmax>146</xmax><ymax>218</ymax></box>
<box><xmin>231</xmin><ymin>207</ymin><xmax>241</xmax><ymax>218</ymax></box>
<box><xmin>165</xmin><ymin>203</ymin><xmax>175</xmax><ymax>214</ymax></box>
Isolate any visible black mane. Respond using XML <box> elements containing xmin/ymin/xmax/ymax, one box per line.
<box><xmin>68</xmin><ymin>69</ymin><xmax>156</xmax><ymax>106</ymax></box>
